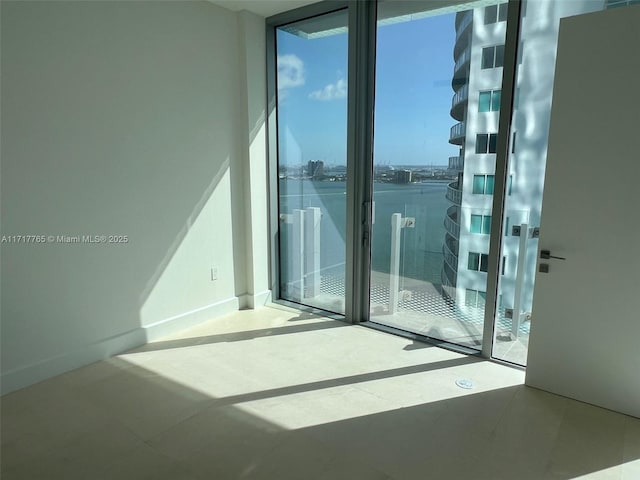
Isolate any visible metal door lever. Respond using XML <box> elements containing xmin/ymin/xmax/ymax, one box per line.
<box><xmin>540</xmin><ymin>249</ymin><xmax>566</xmax><ymax>260</ymax></box>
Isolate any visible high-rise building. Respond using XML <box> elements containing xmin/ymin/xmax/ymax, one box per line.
<box><xmin>393</xmin><ymin>169</ymin><xmax>412</xmax><ymax>184</ymax></box>
<box><xmin>441</xmin><ymin>4</ymin><xmax>506</xmax><ymax>309</ymax></box>
<box><xmin>307</xmin><ymin>160</ymin><xmax>324</xmax><ymax>179</ymax></box>
<box><xmin>442</xmin><ymin>1</ymin><xmax>605</xmax><ymax>321</ymax></box>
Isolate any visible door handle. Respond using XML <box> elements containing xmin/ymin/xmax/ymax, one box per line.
<box><xmin>540</xmin><ymin>249</ymin><xmax>566</xmax><ymax>261</ymax></box>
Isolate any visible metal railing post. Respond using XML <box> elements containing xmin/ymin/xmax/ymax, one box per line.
<box><xmin>291</xmin><ymin>209</ymin><xmax>305</xmax><ymax>301</ymax></box>
<box><xmin>304</xmin><ymin>207</ymin><xmax>321</xmax><ymax>298</ymax></box>
<box><xmin>389</xmin><ymin>213</ymin><xmax>403</xmax><ymax>314</ymax></box>
<box><xmin>511</xmin><ymin>223</ymin><xmax>528</xmax><ymax>338</ymax></box>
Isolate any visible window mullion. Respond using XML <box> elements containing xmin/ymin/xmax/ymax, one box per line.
<box><xmin>482</xmin><ymin>0</ymin><xmax>523</xmax><ymax>358</ymax></box>
<box><xmin>345</xmin><ymin>0</ymin><xmax>377</xmax><ymax>324</ymax></box>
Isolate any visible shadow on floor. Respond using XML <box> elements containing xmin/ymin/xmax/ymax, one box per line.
<box><xmin>2</xmin><ymin>348</ymin><xmax>638</xmax><ymax>480</ymax></box>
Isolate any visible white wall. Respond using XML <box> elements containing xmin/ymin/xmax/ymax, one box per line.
<box><xmin>0</xmin><ymin>1</ymin><xmax>268</xmax><ymax>393</ymax></box>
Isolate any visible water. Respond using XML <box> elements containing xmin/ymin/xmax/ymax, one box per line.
<box><xmin>278</xmin><ymin>179</ymin><xmax>450</xmax><ymax>285</ymax></box>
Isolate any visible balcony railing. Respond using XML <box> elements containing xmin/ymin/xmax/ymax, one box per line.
<box><xmin>454</xmin><ymin>47</ymin><xmax>471</xmax><ymax>74</ymax></box>
<box><xmin>455</xmin><ymin>10</ymin><xmax>473</xmax><ymax>40</ymax></box>
<box><xmin>446</xmin><ymin>181</ymin><xmax>462</xmax><ymax>205</ymax></box>
<box><xmin>447</xmin><ymin>204</ymin><xmax>458</xmax><ymax>221</ymax></box>
<box><xmin>445</xmin><ymin>232</ymin><xmax>459</xmax><ymax>254</ymax></box>
<box><xmin>449</xmin><ymin>122</ymin><xmax>465</xmax><ymax>143</ymax></box>
<box><xmin>448</xmin><ymin>155</ymin><xmax>464</xmax><ymax>170</ymax></box>
<box><xmin>442</xmin><ymin>262</ymin><xmax>457</xmax><ymax>287</ymax></box>
<box><xmin>451</xmin><ymin>84</ymin><xmax>469</xmax><ymax>110</ymax></box>
<box><xmin>442</xmin><ymin>247</ymin><xmax>458</xmax><ymax>271</ymax></box>
<box><xmin>444</xmin><ymin>207</ymin><xmax>460</xmax><ymax>238</ymax></box>
<box><xmin>443</xmin><ymin>243</ymin><xmax>458</xmax><ymax>272</ymax></box>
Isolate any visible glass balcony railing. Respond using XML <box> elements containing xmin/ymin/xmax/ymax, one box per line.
<box><xmin>446</xmin><ymin>204</ymin><xmax>458</xmax><ymax>221</ymax></box>
<box><xmin>449</xmin><ymin>122</ymin><xmax>465</xmax><ymax>143</ymax></box>
<box><xmin>442</xmin><ymin>261</ymin><xmax>457</xmax><ymax>287</ymax></box>
<box><xmin>444</xmin><ymin>206</ymin><xmax>460</xmax><ymax>238</ymax></box>
<box><xmin>448</xmin><ymin>155</ymin><xmax>464</xmax><ymax>170</ymax></box>
<box><xmin>443</xmin><ymin>241</ymin><xmax>458</xmax><ymax>271</ymax></box>
<box><xmin>455</xmin><ymin>10</ymin><xmax>473</xmax><ymax>40</ymax></box>
<box><xmin>451</xmin><ymin>84</ymin><xmax>469</xmax><ymax>110</ymax></box>
<box><xmin>446</xmin><ymin>181</ymin><xmax>462</xmax><ymax>205</ymax></box>
<box><xmin>454</xmin><ymin>47</ymin><xmax>471</xmax><ymax>74</ymax></box>
<box><xmin>445</xmin><ymin>232</ymin><xmax>459</xmax><ymax>253</ymax></box>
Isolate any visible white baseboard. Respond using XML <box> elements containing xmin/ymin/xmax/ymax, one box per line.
<box><xmin>143</xmin><ymin>296</ymin><xmax>240</xmax><ymax>342</ymax></box>
<box><xmin>243</xmin><ymin>290</ymin><xmax>272</xmax><ymax>309</ymax></box>
<box><xmin>1</xmin><ymin>296</ymin><xmax>241</xmax><ymax>396</ymax></box>
<box><xmin>0</xmin><ymin>327</ymin><xmax>146</xmax><ymax>395</ymax></box>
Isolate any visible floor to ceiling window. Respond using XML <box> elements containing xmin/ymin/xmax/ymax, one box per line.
<box><xmin>367</xmin><ymin>2</ymin><xmax>510</xmax><ymax>351</ymax></box>
<box><xmin>267</xmin><ymin>0</ymin><xmax>638</xmax><ymax>366</ymax></box>
<box><xmin>273</xmin><ymin>9</ymin><xmax>349</xmax><ymax>314</ymax></box>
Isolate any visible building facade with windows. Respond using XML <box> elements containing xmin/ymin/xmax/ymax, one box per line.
<box><xmin>443</xmin><ymin>0</ymin><xmax>606</xmax><ymax>321</ymax></box>
<box><xmin>443</xmin><ymin>3</ymin><xmax>508</xmax><ymax>312</ymax></box>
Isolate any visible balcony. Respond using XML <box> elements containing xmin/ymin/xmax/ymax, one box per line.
<box><xmin>445</xmin><ymin>232</ymin><xmax>459</xmax><ymax>251</ymax></box>
<box><xmin>453</xmin><ymin>47</ymin><xmax>471</xmax><ymax>76</ymax></box>
<box><xmin>443</xmin><ymin>248</ymin><xmax>458</xmax><ymax>273</ymax></box>
<box><xmin>454</xmin><ymin>11</ymin><xmax>473</xmax><ymax>59</ymax></box>
<box><xmin>448</xmin><ymin>155</ymin><xmax>464</xmax><ymax>170</ymax></box>
<box><xmin>442</xmin><ymin>262</ymin><xmax>457</xmax><ymax>288</ymax></box>
<box><xmin>446</xmin><ymin>181</ymin><xmax>462</xmax><ymax>205</ymax></box>
<box><xmin>449</xmin><ymin>122</ymin><xmax>465</xmax><ymax>145</ymax></box>
<box><xmin>455</xmin><ymin>10</ymin><xmax>473</xmax><ymax>40</ymax></box>
<box><xmin>443</xmin><ymin>240</ymin><xmax>458</xmax><ymax>272</ymax></box>
<box><xmin>444</xmin><ymin>206</ymin><xmax>460</xmax><ymax>238</ymax></box>
<box><xmin>451</xmin><ymin>86</ymin><xmax>467</xmax><ymax>122</ymax></box>
<box><xmin>447</xmin><ymin>204</ymin><xmax>458</xmax><ymax>221</ymax></box>
<box><xmin>455</xmin><ymin>8</ymin><xmax>472</xmax><ymax>29</ymax></box>
<box><xmin>451</xmin><ymin>84</ymin><xmax>469</xmax><ymax>108</ymax></box>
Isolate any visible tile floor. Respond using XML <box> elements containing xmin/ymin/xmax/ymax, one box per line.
<box><xmin>1</xmin><ymin>306</ymin><xmax>639</xmax><ymax>479</ymax></box>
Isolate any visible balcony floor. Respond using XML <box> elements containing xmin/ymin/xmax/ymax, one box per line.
<box><xmin>312</xmin><ymin>271</ymin><xmax>530</xmax><ymax>365</ymax></box>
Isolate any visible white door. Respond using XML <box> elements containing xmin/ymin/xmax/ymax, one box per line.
<box><xmin>525</xmin><ymin>5</ymin><xmax>640</xmax><ymax>418</ymax></box>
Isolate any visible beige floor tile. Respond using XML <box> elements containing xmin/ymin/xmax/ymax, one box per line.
<box><xmin>2</xmin><ymin>420</ymin><xmax>145</xmax><ymax>480</ymax></box>
<box><xmin>91</xmin><ymin>443</ymin><xmax>206</xmax><ymax>480</ymax></box>
<box><xmin>57</xmin><ymin>356</ymin><xmax>141</xmax><ymax>388</ymax></box>
<box><xmin>2</xmin><ymin>306</ymin><xmax>639</xmax><ymax>480</ymax></box>
<box><xmin>546</xmin><ymin>400</ymin><xmax>627</xmax><ymax>478</ymax></box>
<box><xmin>621</xmin><ymin>415</ymin><xmax>640</xmax><ymax>480</ymax></box>
<box><xmin>149</xmin><ymin>403</ymin><xmax>286</xmax><ymax>478</ymax></box>
<box><xmin>75</xmin><ymin>366</ymin><xmax>214</xmax><ymax>440</ymax></box>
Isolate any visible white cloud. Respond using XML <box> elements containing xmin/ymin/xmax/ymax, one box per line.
<box><xmin>309</xmin><ymin>78</ymin><xmax>347</xmax><ymax>101</ymax></box>
<box><xmin>277</xmin><ymin>54</ymin><xmax>305</xmax><ymax>90</ymax></box>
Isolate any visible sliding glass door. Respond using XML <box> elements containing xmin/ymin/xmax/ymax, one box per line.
<box><xmin>268</xmin><ymin>0</ymin><xmax>640</xmax><ymax>365</ymax></box>
<box><xmin>273</xmin><ymin>9</ymin><xmax>349</xmax><ymax>314</ymax></box>
<box><xmin>269</xmin><ymin>0</ymin><xmax>509</xmax><ymax>352</ymax></box>
<box><xmin>369</xmin><ymin>0</ymin><xmax>509</xmax><ymax>351</ymax></box>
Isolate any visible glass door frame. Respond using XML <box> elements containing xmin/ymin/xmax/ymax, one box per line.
<box><xmin>482</xmin><ymin>0</ymin><xmax>521</xmax><ymax>358</ymax></box>
<box><xmin>266</xmin><ymin>0</ymin><xmax>523</xmax><ymax>360</ymax></box>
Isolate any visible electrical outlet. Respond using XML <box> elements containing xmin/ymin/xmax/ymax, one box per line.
<box><xmin>211</xmin><ymin>267</ymin><xmax>218</xmax><ymax>281</ymax></box>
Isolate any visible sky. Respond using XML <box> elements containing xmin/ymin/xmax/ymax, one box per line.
<box><xmin>276</xmin><ymin>10</ymin><xmax>460</xmax><ymax>167</ymax></box>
